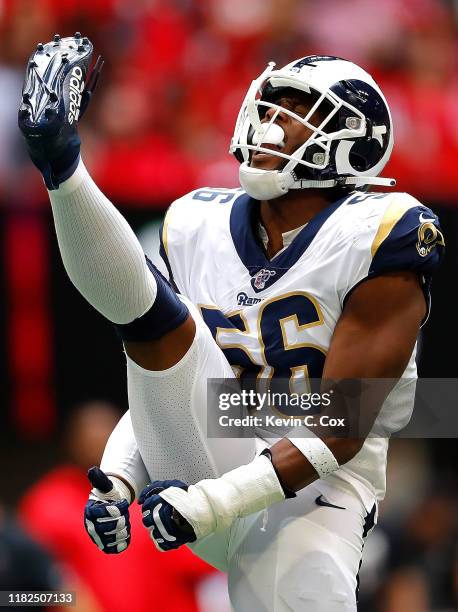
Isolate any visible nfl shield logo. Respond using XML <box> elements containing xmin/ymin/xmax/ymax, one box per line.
<box><xmin>252</xmin><ymin>268</ymin><xmax>276</xmax><ymax>291</ymax></box>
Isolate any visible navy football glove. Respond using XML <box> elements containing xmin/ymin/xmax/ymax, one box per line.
<box><xmin>139</xmin><ymin>480</ymin><xmax>196</xmax><ymax>551</ymax></box>
<box><xmin>18</xmin><ymin>33</ymin><xmax>103</xmax><ymax>189</ymax></box>
<box><xmin>84</xmin><ymin>467</ymin><xmax>131</xmax><ymax>554</ymax></box>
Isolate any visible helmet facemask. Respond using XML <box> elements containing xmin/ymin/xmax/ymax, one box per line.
<box><xmin>230</xmin><ymin>60</ymin><xmax>395</xmax><ymax>200</ymax></box>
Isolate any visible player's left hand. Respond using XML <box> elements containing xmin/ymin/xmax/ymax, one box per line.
<box><xmin>138</xmin><ymin>480</ymin><xmax>197</xmax><ymax>551</ymax></box>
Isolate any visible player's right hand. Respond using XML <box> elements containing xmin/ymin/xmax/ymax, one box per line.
<box><xmin>84</xmin><ymin>467</ymin><xmax>132</xmax><ymax>554</ymax></box>
<box><xmin>18</xmin><ymin>33</ymin><xmax>103</xmax><ymax>190</ymax></box>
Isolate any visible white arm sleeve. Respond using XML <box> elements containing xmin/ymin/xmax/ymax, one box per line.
<box><xmin>100</xmin><ymin>410</ymin><xmax>150</xmax><ymax>500</ymax></box>
<box><xmin>48</xmin><ymin>159</ymin><xmax>156</xmax><ymax>324</ymax></box>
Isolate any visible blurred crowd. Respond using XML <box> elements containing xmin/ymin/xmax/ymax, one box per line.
<box><xmin>1</xmin><ymin>0</ymin><xmax>458</xmax><ymax>205</ymax></box>
<box><xmin>0</xmin><ymin>0</ymin><xmax>457</xmax><ymax>610</ymax></box>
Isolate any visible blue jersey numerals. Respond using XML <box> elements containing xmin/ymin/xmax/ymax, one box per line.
<box><xmin>200</xmin><ymin>292</ymin><xmax>326</xmax><ymax>394</ymax></box>
<box><xmin>200</xmin><ymin>306</ymin><xmax>262</xmax><ymax>380</ymax></box>
<box><xmin>259</xmin><ymin>293</ymin><xmax>326</xmax><ymax>390</ymax></box>
<box><xmin>192</xmin><ymin>189</ymin><xmax>237</xmax><ymax>204</ymax></box>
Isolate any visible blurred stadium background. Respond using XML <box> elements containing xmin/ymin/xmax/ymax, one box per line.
<box><xmin>0</xmin><ymin>0</ymin><xmax>457</xmax><ymax>610</ymax></box>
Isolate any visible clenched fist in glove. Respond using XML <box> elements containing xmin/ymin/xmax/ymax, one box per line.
<box><xmin>84</xmin><ymin>467</ymin><xmax>133</xmax><ymax>554</ymax></box>
<box><xmin>138</xmin><ymin>480</ymin><xmax>197</xmax><ymax>552</ymax></box>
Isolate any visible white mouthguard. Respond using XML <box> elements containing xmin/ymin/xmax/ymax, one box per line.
<box><xmin>252</xmin><ymin>123</ymin><xmax>285</xmax><ymax>147</ymax></box>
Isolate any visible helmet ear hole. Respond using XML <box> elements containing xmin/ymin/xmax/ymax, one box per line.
<box><xmin>349</xmin><ymin>139</ymin><xmax>383</xmax><ymax>172</ymax></box>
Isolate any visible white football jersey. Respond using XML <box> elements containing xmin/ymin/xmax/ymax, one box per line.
<box><xmin>158</xmin><ymin>187</ymin><xmax>444</xmax><ymax>509</ymax></box>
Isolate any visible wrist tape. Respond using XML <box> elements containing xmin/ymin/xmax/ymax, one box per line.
<box><xmin>159</xmin><ymin>454</ymin><xmax>285</xmax><ymax>539</ymax></box>
<box><xmin>287</xmin><ymin>434</ymin><xmax>339</xmax><ymax>479</ymax></box>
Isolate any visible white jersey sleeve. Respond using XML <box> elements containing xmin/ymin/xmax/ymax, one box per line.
<box><xmin>335</xmin><ymin>192</ymin><xmax>444</xmax><ymax>317</ymax></box>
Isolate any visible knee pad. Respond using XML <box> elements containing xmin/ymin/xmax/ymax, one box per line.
<box><xmin>115</xmin><ymin>257</ymin><xmax>188</xmax><ymax>341</ymax></box>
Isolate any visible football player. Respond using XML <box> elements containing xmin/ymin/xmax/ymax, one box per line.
<box><xmin>19</xmin><ymin>37</ymin><xmax>444</xmax><ymax>611</ymax></box>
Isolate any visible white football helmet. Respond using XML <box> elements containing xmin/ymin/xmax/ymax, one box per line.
<box><xmin>230</xmin><ymin>55</ymin><xmax>395</xmax><ymax>200</ymax></box>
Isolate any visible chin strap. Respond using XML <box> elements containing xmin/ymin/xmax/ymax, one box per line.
<box><xmin>289</xmin><ymin>175</ymin><xmax>396</xmax><ymax>189</ymax></box>
<box><xmin>239</xmin><ymin>161</ymin><xmax>396</xmax><ymax>201</ymax></box>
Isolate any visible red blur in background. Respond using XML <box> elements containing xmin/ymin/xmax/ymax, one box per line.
<box><xmin>1</xmin><ymin>0</ymin><xmax>458</xmax><ymax>206</ymax></box>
